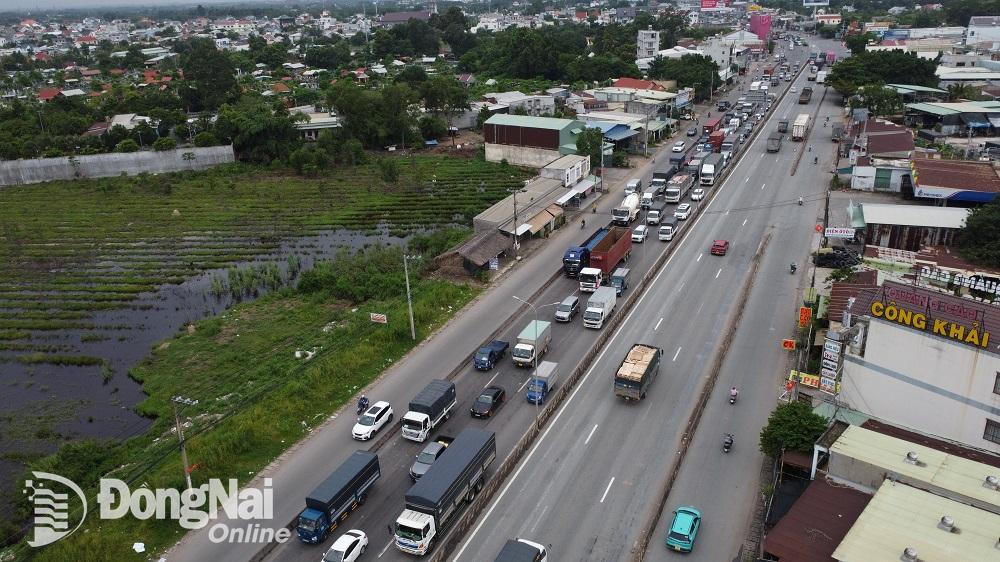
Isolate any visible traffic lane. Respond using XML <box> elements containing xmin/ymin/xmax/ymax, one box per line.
<box><xmin>650</xmin><ymin>171</ymin><xmax>821</xmax><ymax>561</ymax></box>
<box><xmin>262</xmin><ymin>271</ymin><xmax>640</xmax><ymax>562</ymax></box>
<box><xmin>168</xmin><ymin>187</ymin><xmax>645</xmax><ymax>560</ymax></box>
<box><xmin>453</xmin><ymin>196</ymin><xmax>756</xmax><ymax>560</ymax></box>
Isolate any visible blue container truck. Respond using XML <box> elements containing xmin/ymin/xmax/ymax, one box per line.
<box><xmin>296</xmin><ymin>451</ymin><xmax>380</xmax><ymax>544</ymax></box>
<box><xmin>473</xmin><ymin>340</ymin><xmax>509</xmax><ymax>371</ymax></box>
<box><xmin>562</xmin><ymin>227</ymin><xmax>609</xmax><ymax>277</ymax></box>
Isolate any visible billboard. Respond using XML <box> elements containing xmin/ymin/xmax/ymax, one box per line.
<box><xmin>701</xmin><ymin>0</ymin><xmax>718</xmax><ymax>8</ymax></box>
<box><xmin>802</xmin><ymin>0</ymin><xmax>830</xmax><ymax>6</ymax></box>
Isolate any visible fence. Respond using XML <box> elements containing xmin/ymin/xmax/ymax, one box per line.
<box><xmin>0</xmin><ymin>145</ymin><xmax>235</xmax><ymax>186</ymax></box>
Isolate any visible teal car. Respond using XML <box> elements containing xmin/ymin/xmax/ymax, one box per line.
<box><xmin>666</xmin><ymin>506</ymin><xmax>702</xmax><ymax>552</ymax></box>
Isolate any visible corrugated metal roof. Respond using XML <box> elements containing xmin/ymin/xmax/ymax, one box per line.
<box><xmin>912</xmin><ymin>159</ymin><xmax>1000</xmax><ymax>193</ymax></box>
<box><xmin>859</xmin><ymin>203</ymin><xmax>970</xmax><ymax>229</ymax></box>
<box><xmin>483</xmin><ymin>114</ymin><xmax>577</xmax><ymax>130</ymax></box>
<box><xmin>831</xmin><ymin>425</ymin><xmax>1000</xmax><ymax>510</ymax></box>
<box><xmin>886</xmin><ymin>83</ymin><xmax>947</xmax><ymax>94</ymax></box>
<box><xmin>833</xmin><ymin>481</ymin><xmax>1000</xmax><ymax>561</ymax></box>
<box><xmin>764</xmin><ymin>478</ymin><xmax>871</xmax><ymax>562</ymax></box>
<box><xmin>906</xmin><ymin>102</ymin><xmax>959</xmax><ymax>116</ymax></box>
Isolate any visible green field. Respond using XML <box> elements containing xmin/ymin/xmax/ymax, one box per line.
<box><xmin>0</xmin><ymin>156</ymin><xmax>529</xmax><ymax>559</ymax></box>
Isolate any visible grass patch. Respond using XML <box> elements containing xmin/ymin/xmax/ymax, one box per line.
<box><xmin>22</xmin><ymin>276</ymin><xmax>477</xmax><ymax>561</ymax></box>
<box><xmin>0</xmin><ymin>330</ymin><xmax>30</xmax><ymax>340</ymax></box>
<box><xmin>15</xmin><ymin>353</ymin><xmax>106</xmax><ymax>366</ymax></box>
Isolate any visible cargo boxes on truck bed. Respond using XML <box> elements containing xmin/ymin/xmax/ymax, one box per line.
<box><xmin>614</xmin><ymin>344</ymin><xmax>662</xmax><ymax>401</ymax></box>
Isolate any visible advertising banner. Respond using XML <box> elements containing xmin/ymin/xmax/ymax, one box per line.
<box><xmin>701</xmin><ymin>0</ymin><xmax>718</xmax><ymax>8</ymax></box>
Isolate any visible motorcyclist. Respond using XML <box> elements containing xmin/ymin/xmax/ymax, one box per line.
<box><xmin>357</xmin><ymin>395</ymin><xmax>369</xmax><ymax>413</ymax></box>
<box><xmin>790</xmin><ymin>262</ymin><xmax>797</xmax><ymax>273</ymax></box>
<box><xmin>798</xmin><ymin>196</ymin><xmax>803</xmax><ymax>205</ymax></box>
<box><xmin>729</xmin><ymin>387</ymin><xmax>739</xmax><ymax>399</ymax></box>
<box><xmin>814</xmin><ymin>156</ymin><xmax>818</xmax><ymax>164</ymax></box>
<box><xmin>581</xmin><ymin>219</ymin><xmax>586</xmax><ymax>229</ymax></box>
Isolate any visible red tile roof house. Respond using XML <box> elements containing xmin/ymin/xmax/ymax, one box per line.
<box><xmin>37</xmin><ymin>87</ymin><xmax>60</xmax><ymax>102</ymax></box>
<box><xmin>611</xmin><ymin>77</ymin><xmax>667</xmax><ymax>92</ymax></box>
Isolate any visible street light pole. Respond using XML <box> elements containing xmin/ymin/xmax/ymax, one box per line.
<box><xmin>403</xmin><ymin>254</ymin><xmax>420</xmax><ymax>340</ymax></box>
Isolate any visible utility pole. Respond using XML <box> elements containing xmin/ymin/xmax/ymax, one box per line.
<box><xmin>403</xmin><ymin>254</ymin><xmax>419</xmax><ymax>340</ymax></box>
<box><xmin>172</xmin><ymin>395</ymin><xmax>199</xmax><ymax>491</ymax></box>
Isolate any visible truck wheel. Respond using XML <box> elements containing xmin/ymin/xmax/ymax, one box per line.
<box><xmin>475</xmin><ymin>479</ymin><xmax>484</xmax><ymax>493</ymax></box>
<box><xmin>358</xmin><ymin>492</ymin><xmax>368</xmax><ymax>505</ymax></box>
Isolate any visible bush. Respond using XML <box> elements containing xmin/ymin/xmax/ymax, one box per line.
<box><xmin>152</xmin><ymin>137</ymin><xmax>177</xmax><ymax>151</ymax></box>
<box><xmin>193</xmin><ymin>132</ymin><xmax>219</xmax><ymax>147</ymax></box>
<box><xmin>759</xmin><ymin>402</ymin><xmax>828</xmax><ymax>457</ymax></box>
<box><xmin>378</xmin><ymin>158</ymin><xmax>400</xmax><ymax>183</ymax></box>
<box><xmin>419</xmin><ymin>116</ymin><xmax>447</xmax><ymax>141</ymax></box>
<box><xmin>298</xmin><ymin>247</ymin><xmax>406</xmax><ymax>303</ymax></box>
<box><xmin>114</xmin><ymin>139</ymin><xmax>140</xmax><ymax>153</ymax></box>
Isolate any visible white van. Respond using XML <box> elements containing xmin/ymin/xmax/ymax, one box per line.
<box><xmin>626</xmin><ymin>178</ymin><xmax>642</xmax><ymax>195</ymax></box>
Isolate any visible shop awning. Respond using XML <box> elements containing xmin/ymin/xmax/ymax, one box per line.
<box><xmin>961</xmin><ymin>112</ymin><xmax>991</xmax><ymax>128</ymax></box>
<box><xmin>605</xmin><ymin>127</ymin><xmax>640</xmax><ymax>141</ymax></box>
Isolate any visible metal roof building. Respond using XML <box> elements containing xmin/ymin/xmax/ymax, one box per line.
<box><xmin>832</xmin><ymin>481</ymin><xmax>1000</xmax><ymax>561</ymax></box>
<box><xmin>827</xmin><ymin>425</ymin><xmax>1000</xmax><ymax>513</ymax></box>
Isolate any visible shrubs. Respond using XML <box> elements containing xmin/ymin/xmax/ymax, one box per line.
<box><xmin>114</xmin><ymin>139</ymin><xmax>140</xmax><ymax>153</ymax></box>
<box><xmin>193</xmin><ymin>132</ymin><xmax>219</xmax><ymax>147</ymax></box>
<box><xmin>298</xmin><ymin>247</ymin><xmax>407</xmax><ymax>303</ymax></box>
<box><xmin>152</xmin><ymin>137</ymin><xmax>177</xmax><ymax>151</ymax></box>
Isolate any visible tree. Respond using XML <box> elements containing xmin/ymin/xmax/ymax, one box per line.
<box><xmin>115</xmin><ymin>139</ymin><xmax>140</xmax><ymax>153</ymax></box>
<box><xmin>844</xmin><ymin>32</ymin><xmax>876</xmax><ymax>56</ymax></box>
<box><xmin>849</xmin><ymin>85</ymin><xmax>903</xmax><ymax>118</ymax></box>
<box><xmin>827</xmin><ymin>51</ymin><xmax>938</xmax><ymax>97</ymax></box>
<box><xmin>957</xmin><ymin>201</ymin><xmax>1000</xmax><ymax>268</ymax></box>
<box><xmin>214</xmin><ymin>95</ymin><xmax>303</xmax><ymax>163</ymax></box>
<box><xmin>576</xmin><ymin>127</ymin><xmax>604</xmax><ymax>168</ymax></box>
<box><xmin>647</xmin><ymin>54</ymin><xmax>720</xmax><ymax>102</ymax></box>
<box><xmin>396</xmin><ymin>65</ymin><xmax>428</xmax><ymax>87</ymax></box>
<box><xmin>948</xmin><ymin>83</ymin><xmax>981</xmax><ymax>101</ymax></box>
<box><xmin>419</xmin><ymin>115</ymin><xmax>447</xmax><ymax>140</ymax></box>
<box><xmin>122</xmin><ymin>45</ymin><xmax>145</xmax><ymax>70</ymax></box>
<box><xmin>304</xmin><ymin>42</ymin><xmax>350</xmax><ymax>71</ymax></box>
<box><xmin>179</xmin><ymin>39</ymin><xmax>237</xmax><ymax>111</ymax></box>
<box><xmin>758</xmin><ymin>402</ymin><xmax>828</xmax><ymax>457</ymax></box>
<box><xmin>420</xmin><ymin>75</ymin><xmax>469</xmax><ymax>144</ymax></box>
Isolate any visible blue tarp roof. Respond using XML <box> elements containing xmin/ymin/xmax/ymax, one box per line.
<box><xmin>961</xmin><ymin>113</ymin><xmax>991</xmax><ymax>128</ymax></box>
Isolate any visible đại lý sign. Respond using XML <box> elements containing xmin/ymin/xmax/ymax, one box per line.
<box><xmin>918</xmin><ymin>266</ymin><xmax>1000</xmax><ymax>298</ymax></box>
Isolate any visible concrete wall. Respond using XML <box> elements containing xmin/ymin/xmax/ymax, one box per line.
<box><xmin>485</xmin><ymin>143</ymin><xmax>561</xmax><ymax>169</ymax></box>
<box><xmin>840</xmin><ymin>319</ymin><xmax>1000</xmax><ymax>452</ymax></box>
<box><xmin>0</xmin><ymin>146</ymin><xmax>236</xmax><ymax>186</ymax></box>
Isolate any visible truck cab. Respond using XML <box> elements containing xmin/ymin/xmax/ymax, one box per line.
<box><xmin>297</xmin><ymin>508</ymin><xmax>332</xmax><ymax>543</ymax></box>
<box><xmin>578</xmin><ymin>267</ymin><xmax>603</xmax><ymax>292</ymax></box>
<box><xmin>394</xmin><ymin>510</ymin><xmax>436</xmax><ymax>555</ymax></box>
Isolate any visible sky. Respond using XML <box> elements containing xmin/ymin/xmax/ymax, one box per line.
<box><xmin>4</xmin><ymin>0</ymin><xmax>276</xmax><ymax>10</ymax></box>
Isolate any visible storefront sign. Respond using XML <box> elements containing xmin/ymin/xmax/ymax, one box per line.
<box><xmin>822</xmin><ymin>358</ymin><xmax>839</xmax><ymax>372</ymax></box>
<box><xmin>824</xmin><ymin>227</ymin><xmax>856</xmax><ymax>239</ymax></box>
<box><xmin>918</xmin><ymin>266</ymin><xmax>1000</xmax><ymax>297</ymax></box>
<box><xmin>821</xmin><ymin>367</ymin><xmax>837</xmax><ymax>379</ymax></box>
<box><xmin>869</xmin><ymin>286</ymin><xmax>992</xmax><ymax>350</ymax></box>
<box><xmin>824</xmin><ymin>340</ymin><xmax>842</xmax><ymax>354</ymax></box>
<box><xmin>822</xmin><ymin>349</ymin><xmax>838</xmax><ymax>363</ymax></box>
<box><xmin>799</xmin><ymin>306</ymin><xmax>812</xmax><ymax>328</ymax></box>
<box><xmin>820</xmin><ymin>376</ymin><xmax>838</xmax><ymax>394</ymax></box>
<box><xmin>782</xmin><ymin>338</ymin><xmax>797</xmax><ymax>350</ymax></box>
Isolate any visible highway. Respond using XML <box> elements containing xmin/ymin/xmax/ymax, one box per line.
<box><xmin>164</xmin><ymin>35</ymin><xmax>844</xmax><ymax>562</ymax></box>
<box><xmin>452</xmin><ymin>36</ymin><xmax>847</xmax><ymax>562</ymax></box>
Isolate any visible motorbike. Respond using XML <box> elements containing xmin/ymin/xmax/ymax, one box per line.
<box><xmin>729</xmin><ymin>393</ymin><xmax>738</xmax><ymax>405</ymax></box>
<box><xmin>357</xmin><ymin>399</ymin><xmax>369</xmax><ymax>415</ymax></box>
<box><xmin>790</xmin><ymin>263</ymin><xmax>797</xmax><ymax>274</ymax></box>
<box><xmin>798</xmin><ymin>197</ymin><xmax>803</xmax><ymax>206</ymax></box>
<box><xmin>723</xmin><ymin>433</ymin><xmax>734</xmax><ymax>453</ymax></box>
<box><xmin>581</xmin><ymin>219</ymin><xmax>586</xmax><ymax>229</ymax></box>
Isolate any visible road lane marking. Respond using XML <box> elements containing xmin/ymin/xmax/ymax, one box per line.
<box><xmin>761</xmin><ymin>183</ymin><xmax>766</xmax><ymax>190</ymax></box>
<box><xmin>486</xmin><ymin>370</ymin><xmax>501</xmax><ymax>387</ymax></box>
<box><xmin>745</xmin><ymin>176</ymin><xmax>749</xmax><ymax>182</ymax></box>
<box><xmin>716</xmin><ymin>268</ymin><xmax>722</xmax><ymax>279</ymax></box>
<box><xmin>696</xmin><ymin>302</ymin><xmax>704</xmax><ymax>315</ymax></box>
<box><xmin>672</xmin><ymin>347</ymin><xmax>682</xmax><ymax>362</ymax></box>
<box><xmin>517</xmin><ymin>377</ymin><xmax>531</xmax><ymax>393</ymax></box>
<box><xmin>677</xmin><ymin>281</ymin><xmax>685</xmax><ymax>292</ymax></box>
<box><xmin>655</xmin><ymin>317</ymin><xmax>663</xmax><ymax>331</ymax></box>
<box><xmin>585</xmin><ymin>424</ymin><xmax>599</xmax><ymax>445</ymax></box>
<box><xmin>379</xmin><ymin>538</ymin><xmax>394</xmax><ymax>558</ymax></box>
<box><xmin>600</xmin><ymin>477</ymin><xmax>616</xmax><ymax>503</ymax></box>
<box><xmin>742</xmin><ymin>218</ymin><xmax>748</xmax><ymax>226</ymax></box>
<box><xmin>528</xmin><ymin>504</ymin><xmax>549</xmax><ymax>534</ymax></box>
<box><xmin>696</xmin><ymin>254</ymin><xmax>702</xmax><ymax>262</ymax></box>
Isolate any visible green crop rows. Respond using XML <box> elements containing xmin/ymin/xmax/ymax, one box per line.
<box><xmin>0</xmin><ymin>156</ymin><xmax>530</xmax><ymax>362</ymax></box>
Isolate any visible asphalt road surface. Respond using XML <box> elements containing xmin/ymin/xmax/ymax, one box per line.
<box><xmin>452</xmin><ymin>37</ymin><xmax>847</xmax><ymax>562</ymax></box>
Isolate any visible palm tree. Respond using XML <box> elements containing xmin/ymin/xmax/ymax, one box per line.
<box><xmin>947</xmin><ymin>83</ymin><xmax>979</xmax><ymax>102</ymax></box>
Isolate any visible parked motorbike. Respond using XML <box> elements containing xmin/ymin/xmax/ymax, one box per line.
<box><xmin>723</xmin><ymin>433</ymin><xmax>734</xmax><ymax>453</ymax></box>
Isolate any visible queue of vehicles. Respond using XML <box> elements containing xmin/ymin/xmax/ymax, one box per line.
<box><xmin>309</xmin><ymin>44</ymin><xmax>816</xmax><ymax>556</ymax></box>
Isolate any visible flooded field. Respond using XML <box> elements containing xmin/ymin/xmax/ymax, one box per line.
<box><xmin>0</xmin><ymin>158</ymin><xmax>530</xmax><ymax>503</ymax></box>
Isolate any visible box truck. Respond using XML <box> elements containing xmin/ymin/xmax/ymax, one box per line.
<box><xmin>402</xmin><ymin>379</ymin><xmax>458</xmax><ymax>442</ymax></box>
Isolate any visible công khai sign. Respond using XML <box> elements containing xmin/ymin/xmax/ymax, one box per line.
<box><xmin>868</xmin><ymin>285</ymin><xmax>991</xmax><ymax>350</ymax></box>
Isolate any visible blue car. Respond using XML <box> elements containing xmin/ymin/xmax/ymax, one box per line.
<box><xmin>666</xmin><ymin>506</ymin><xmax>702</xmax><ymax>552</ymax></box>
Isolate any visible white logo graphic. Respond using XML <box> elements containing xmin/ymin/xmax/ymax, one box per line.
<box><xmin>24</xmin><ymin>471</ymin><xmax>88</xmax><ymax>547</ymax></box>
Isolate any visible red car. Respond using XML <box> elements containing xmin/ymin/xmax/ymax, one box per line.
<box><xmin>711</xmin><ymin>240</ymin><xmax>729</xmax><ymax>256</ymax></box>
